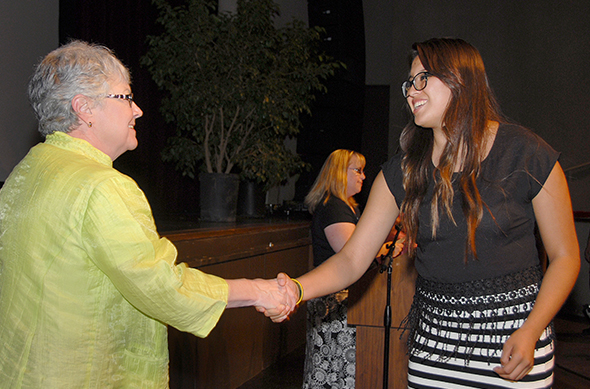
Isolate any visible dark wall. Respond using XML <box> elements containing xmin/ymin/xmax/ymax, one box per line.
<box><xmin>59</xmin><ymin>0</ymin><xmax>590</xmax><ymax>213</ymax></box>
<box><xmin>60</xmin><ymin>0</ymin><xmax>201</xmax><ymax>221</ymax></box>
<box><xmin>295</xmin><ymin>0</ymin><xmax>366</xmax><ymax>202</ymax></box>
<box><xmin>387</xmin><ymin>0</ymin><xmax>590</xmax><ymax>211</ymax></box>
<box><xmin>359</xmin><ymin>85</ymin><xmax>390</xmax><ymax>206</ymax></box>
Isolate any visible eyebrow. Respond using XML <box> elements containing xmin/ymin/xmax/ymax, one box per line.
<box><xmin>409</xmin><ymin>69</ymin><xmax>427</xmax><ymax>79</ymax></box>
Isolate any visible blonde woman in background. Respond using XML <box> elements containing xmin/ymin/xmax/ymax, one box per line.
<box><xmin>302</xmin><ymin>149</ymin><xmax>398</xmax><ymax>389</ymax></box>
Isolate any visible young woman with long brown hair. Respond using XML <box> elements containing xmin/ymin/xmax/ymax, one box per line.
<box><xmin>276</xmin><ymin>38</ymin><xmax>580</xmax><ymax>388</ymax></box>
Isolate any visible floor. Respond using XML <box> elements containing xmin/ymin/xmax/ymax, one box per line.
<box><xmin>237</xmin><ymin>313</ymin><xmax>590</xmax><ymax>389</ymax></box>
<box><xmin>552</xmin><ymin>314</ymin><xmax>590</xmax><ymax>388</ymax></box>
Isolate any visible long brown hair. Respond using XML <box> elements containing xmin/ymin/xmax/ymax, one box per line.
<box><xmin>400</xmin><ymin>38</ymin><xmax>504</xmax><ymax>260</ymax></box>
<box><xmin>305</xmin><ymin>149</ymin><xmax>366</xmax><ymax>214</ymax></box>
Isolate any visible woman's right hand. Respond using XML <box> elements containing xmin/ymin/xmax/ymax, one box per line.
<box><xmin>493</xmin><ymin>327</ymin><xmax>537</xmax><ymax>381</ymax></box>
<box><xmin>255</xmin><ymin>273</ymin><xmax>300</xmax><ymax>322</ymax></box>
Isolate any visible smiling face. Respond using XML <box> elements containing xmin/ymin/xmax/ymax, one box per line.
<box><xmin>346</xmin><ymin>154</ymin><xmax>365</xmax><ymax>198</ymax></box>
<box><xmin>406</xmin><ymin>57</ymin><xmax>452</xmax><ymax>133</ymax></box>
<box><xmin>90</xmin><ymin>79</ymin><xmax>143</xmax><ymax>160</ymax></box>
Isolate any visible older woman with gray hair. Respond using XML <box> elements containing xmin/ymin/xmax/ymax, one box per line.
<box><xmin>0</xmin><ymin>40</ymin><xmax>293</xmax><ymax>388</ymax></box>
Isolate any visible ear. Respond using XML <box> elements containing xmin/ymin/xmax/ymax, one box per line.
<box><xmin>71</xmin><ymin>94</ymin><xmax>94</xmax><ymax>122</ymax></box>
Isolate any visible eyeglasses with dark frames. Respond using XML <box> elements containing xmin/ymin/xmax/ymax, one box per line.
<box><xmin>105</xmin><ymin>93</ymin><xmax>134</xmax><ymax>107</ymax></box>
<box><xmin>401</xmin><ymin>71</ymin><xmax>431</xmax><ymax>98</ymax></box>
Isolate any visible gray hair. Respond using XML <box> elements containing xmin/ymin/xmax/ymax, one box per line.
<box><xmin>28</xmin><ymin>40</ymin><xmax>131</xmax><ymax>136</ymax></box>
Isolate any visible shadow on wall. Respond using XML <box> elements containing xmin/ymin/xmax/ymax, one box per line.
<box><xmin>565</xmin><ymin>161</ymin><xmax>590</xmax><ymax>181</ymax></box>
<box><xmin>567</xmin><ymin>220</ymin><xmax>590</xmax><ymax>317</ymax></box>
<box><xmin>565</xmin><ymin>162</ymin><xmax>590</xmax><ymax>213</ymax></box>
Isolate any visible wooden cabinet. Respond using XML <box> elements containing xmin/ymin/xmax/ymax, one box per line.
<box><xmin>164</xmin><ymin>221</ymin><xmax>312</xmax><ymax>389</ymax></box>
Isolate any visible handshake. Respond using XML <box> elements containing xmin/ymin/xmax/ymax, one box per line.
<box><xmin>252</xmin><ymin>273</ymin><xmax>301</xmax><ymax>323</ymax></box>
<box><xmin>247</xmin><ymin>225</ymin><xmax>407</xmax><ymax>323</ymax></box>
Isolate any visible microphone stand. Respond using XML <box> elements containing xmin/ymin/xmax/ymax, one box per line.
<box><xmin>379</xmin><ymin>225</ymin><xmax>401</xmax><ymax>389</ymax></box>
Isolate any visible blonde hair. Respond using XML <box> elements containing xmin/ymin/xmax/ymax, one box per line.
<box><xmin>304</xmin><ymin>149</ymin><xmax>366</xmax><ymax>214</ymax></box>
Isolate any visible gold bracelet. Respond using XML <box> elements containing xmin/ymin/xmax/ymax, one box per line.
<box><xmin>292</xmin><ymin>278</ymin><xmax>304</xmax><ymax>305</ymax></box>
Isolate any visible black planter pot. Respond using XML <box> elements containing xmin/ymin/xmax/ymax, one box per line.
<box><xmin>238</xmin><ymin>180</ymin><xmax>267</xmax><ymax>218</ymax></box>
<box><xmin>199</xmin><ymin>173</ymin><xmax>240</xmax><ymax>222</ymax></box>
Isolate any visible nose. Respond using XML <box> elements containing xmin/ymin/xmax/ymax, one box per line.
<box><xmin>132</xmin><ymin>101</ymin><xmax>143</xmax><ymax>118</ymax></box>
<box><xmin>407</xmin><ymin>84</ymin><xmax>420</xmax><ymax>99</ymax></box>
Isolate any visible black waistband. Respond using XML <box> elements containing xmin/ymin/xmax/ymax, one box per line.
<box><xmin>416</xmin><ymin>265</ymin><xmax>543</xmax><ymax>299</ymax></box>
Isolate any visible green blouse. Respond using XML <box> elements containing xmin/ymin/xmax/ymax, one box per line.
<box><xmin>0</xmin><ymin>132</ymin><xmax>228</xmax><ymax>388</ymax></box>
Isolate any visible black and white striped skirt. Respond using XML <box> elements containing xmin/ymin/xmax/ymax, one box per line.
<box><xmin>404</xmin><ymin>266</ymin><xmax>554</xmax><ymax>389</ymax></box>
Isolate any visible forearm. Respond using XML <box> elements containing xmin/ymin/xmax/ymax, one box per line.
<box><xmin>298</xmin><ymin>172</ymin><xmax>399</xmax><ymax>301</ymax></box>
<box><xmin>226</xmin><ymin>278</ymin><xmax>261</xmax><ymax>308</ymax></box>
<box><xmin>494</xmin><ymin>254</ymin><xmax>579</xmax><ymax>380</ymax></box>
<box><xmin>520</xmin><ymin>255</ymin><xmax>580</xmax><ymax>336</ymax></box>
<box><xmin>297</xmin><ymin>246</ymin><xmax>372</xmax><ymax>300</ymax></box>
<box><xmin>226</xmin><ymin>277</ymin><xmax>295</xmax><ymax>311</ymax></box>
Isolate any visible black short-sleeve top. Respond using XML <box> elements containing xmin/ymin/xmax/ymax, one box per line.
<box><xmin>311</xmin><ymin>196</ymin><xmax>360</xmax><ymax>267</ymax></box>
<box><xmin>381</xmin><ymin>124</ymin><xmax>560</xmax><ymax>283</ymax></box>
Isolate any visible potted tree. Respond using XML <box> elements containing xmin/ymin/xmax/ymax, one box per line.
<box><xmin>142</xmin><ymin>0</ymin><xmax>339</xmax><ymax>221</ymax></box>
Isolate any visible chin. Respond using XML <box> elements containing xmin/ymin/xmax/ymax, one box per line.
<box><xmin>128</xmin><ymin>138</ymin><xmax>138</xmax><ymax>150</ymax></box>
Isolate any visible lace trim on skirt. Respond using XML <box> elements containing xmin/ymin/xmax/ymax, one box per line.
<box><xmin>401</xmin><ymin>265</ymin><xmax>554</xmax><ymax>363</ymax></box>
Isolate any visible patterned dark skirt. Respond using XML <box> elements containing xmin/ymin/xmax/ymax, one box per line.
<box><xmin>403</xmin><ymin>266</ymin><xmax>555</xmax><ymax>388</ymax></box>
<box><xmin>302</xmin><ymin>290</ymin><xmax>356</xmax><ymax>389</ymax></box>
